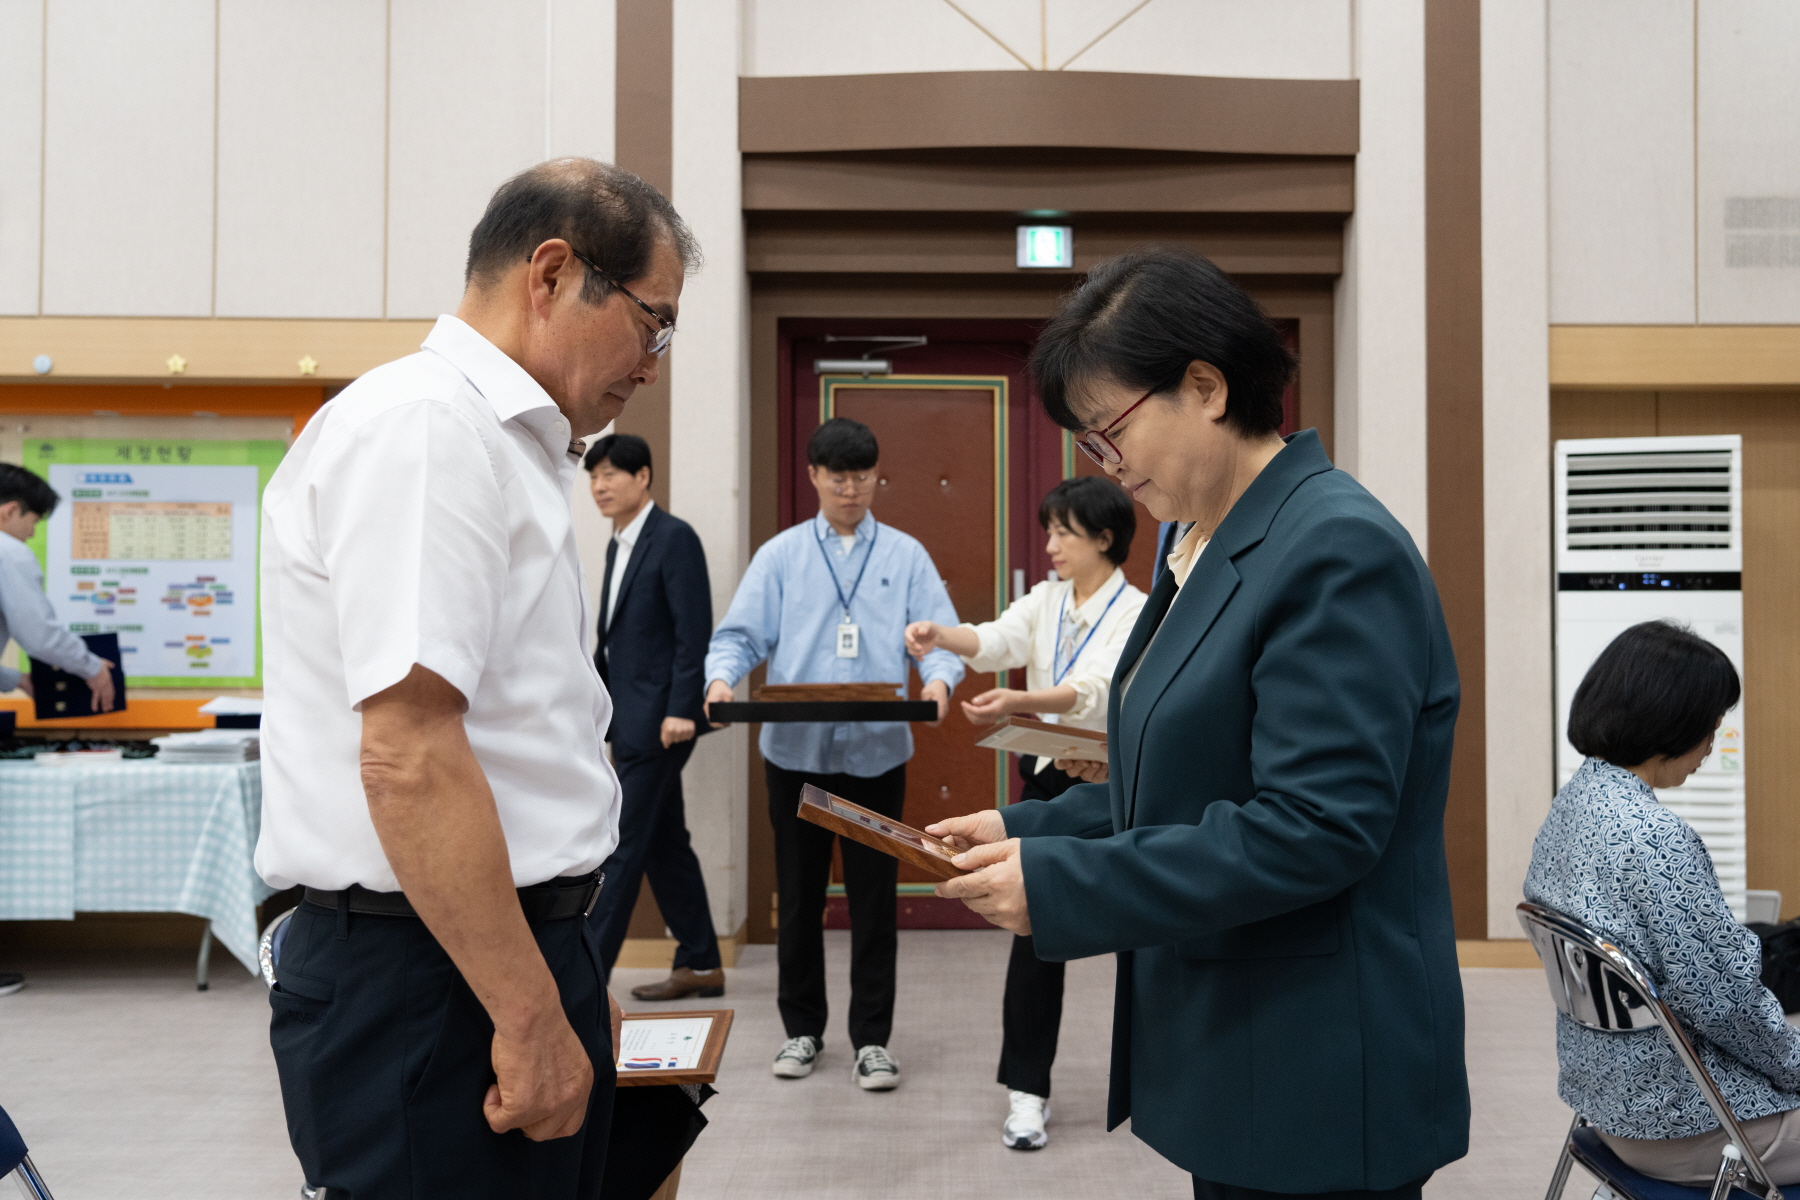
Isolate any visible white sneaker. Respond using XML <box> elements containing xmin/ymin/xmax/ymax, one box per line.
<box><xmin>1002</xmin><ymin>1090</ymin><xmax>1050</xmax><ymax>1150</ymax></box>
<box><xmin>852</xmin><ymin>1044</ymin><xmax>901</xmax><ymax>1090</ymax></box>
<box><xmin>772</xmin><ymin>1035</ymin><xmax>822</xmax><ymax>1078</ymax></box>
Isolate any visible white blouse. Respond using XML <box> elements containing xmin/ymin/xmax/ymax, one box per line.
<box><xmin>956</xmin><ymin>567</ymin><xmax>1146</xmax><ymax>732</ymax></box>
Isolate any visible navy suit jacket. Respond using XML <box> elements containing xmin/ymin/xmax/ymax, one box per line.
<box><xmin>596</xmin><ymin>505</ymin><xmax>713</xmax><ymax>756</ymax></box>
<box><xmin>1002</xmin><ymin>431</ymin><xmax>1469</xmax><ymax>1190</ymax></box>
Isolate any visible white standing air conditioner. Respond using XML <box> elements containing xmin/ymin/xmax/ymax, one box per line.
<box><xmin>1554</xmin><ymin>435</ymin><xmax>1747</xmax><ymax>917</ymax></box>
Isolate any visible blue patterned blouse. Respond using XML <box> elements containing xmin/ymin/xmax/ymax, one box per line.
<box><xmin>1524</xmin><ymin>757</ymin><xmax>1800</xmax><ymax>1139</ymax></box>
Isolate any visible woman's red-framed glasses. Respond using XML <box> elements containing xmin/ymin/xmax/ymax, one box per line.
<box><xmin>1076</xmin><ymin>388</ymin><xmax>1155</xmax><ymax>466</ymax></box>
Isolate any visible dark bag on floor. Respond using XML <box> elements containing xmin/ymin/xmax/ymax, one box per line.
<box><xmin>598</xmin><ymin>1083</ymin><xmax>715</xmax><ymax>1200</ymax></box>
<box><xmin>1749</xmin><ymin>919</ymin><xmax>1800</xmax><ymax>1013</ymax></box>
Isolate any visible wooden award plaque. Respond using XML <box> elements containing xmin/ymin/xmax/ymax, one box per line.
<box><xmin>615</xmin><ymin>1008</ymin><xmax>734</xmax><ymax>1087</ymax></box>
<box><xmin>975</xmin><ymin>715</ymin><xmax>1109</xmax><ymax>763</ymax></box>
<box><xmin>797</xmin><ymin>783</ymin><xmax>968</xmax><ymax>880</ymax></box>
<box><xmin>751</xmin><ymin>682</ymin><xmax>903</xmax><ymax>702</ymax></box>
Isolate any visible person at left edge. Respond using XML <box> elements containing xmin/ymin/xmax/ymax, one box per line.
<box><xmin>0</xmin><ymin>461</ymin><xmax>120</xmax><ymax>1001</ymax></box>
<box><xmin>256</xmin><ymin>159</ymin><xmax>697</xmax><ymax>1198</ymax></box>
<box><xmin>583</xmin><ymin>432</ymin><xmax>726</xmax><ymax>1001</ymax></box>
<box><xmin>704</xmin><ymin>417</ymin><xmax>964</xmax><ymax>1093</ymax></box>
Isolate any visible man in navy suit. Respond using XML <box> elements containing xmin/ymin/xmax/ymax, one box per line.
<box><xmin>585</xmin><ymin>434</ymin><xmax>724</xmax><ymax>1000</ymax></box>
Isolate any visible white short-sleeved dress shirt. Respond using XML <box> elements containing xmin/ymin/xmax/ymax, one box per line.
<box><xmin>255</xmin><ymin>315</ymin><xmax>621</xmax><ymax>892</ymax></box>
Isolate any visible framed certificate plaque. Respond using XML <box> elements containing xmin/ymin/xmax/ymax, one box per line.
<box><xmin>796</xmin><ymin>783</ymin><xmax>968</xmax><ymax>880</ymax></box>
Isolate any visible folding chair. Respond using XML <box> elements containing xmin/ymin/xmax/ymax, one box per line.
<box><xmin>0</xmin><ymin>1101</ymin><xmax>55</xmax><ymax>1199</ymax></box>
<box><xmin>1517</xmin><ymin>901</ymin><xmax>1789</xmax><ymax>1200</ymax></box>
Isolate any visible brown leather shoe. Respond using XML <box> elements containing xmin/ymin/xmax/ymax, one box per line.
<box><xmin>630</xmin><ymin>967</ymin><xmax>725</xmax><ymax>1002</ymax></box>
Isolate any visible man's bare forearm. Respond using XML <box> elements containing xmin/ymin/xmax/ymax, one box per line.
<box><xmin>360</xmin><ymin>665</ymin><xmax>563</xmax><ymax>1037</ymax></box>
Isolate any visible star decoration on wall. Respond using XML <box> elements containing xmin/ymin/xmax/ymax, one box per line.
<box><xmin>297</xmin><ymin>355</ymin><xmax>318</xmax><ymax>376</ymax></box>
<box><xmin>166</xmin><ymin>354</ymin><xmax>187</xmax><ymax>375</ymax></box>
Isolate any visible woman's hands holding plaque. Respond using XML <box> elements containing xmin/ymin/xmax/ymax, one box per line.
<box><xmin>925</xmin><ymin>809</ymin><xmax>1031</xmax><ymax>936</ymax></box>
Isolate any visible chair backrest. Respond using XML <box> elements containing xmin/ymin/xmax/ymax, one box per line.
<box><xmin>1517</xmin><ymin>901</ymin><xmax>1778</xmax><ymax>1194</ymax></box>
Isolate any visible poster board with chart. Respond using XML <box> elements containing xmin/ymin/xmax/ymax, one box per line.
<box><xmin>23</xmin><ymin>438</ymin><xmax>287</xmax><ymax>687</ymax></box>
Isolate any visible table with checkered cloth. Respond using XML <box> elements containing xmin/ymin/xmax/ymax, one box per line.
<box><xmin>0</xmin><ymin>761</ymin><xmax>271</xmax><ymax>975</ymax></box>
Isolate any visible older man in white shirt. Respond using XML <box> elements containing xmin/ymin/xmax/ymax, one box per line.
<box><xmin>256</xmin><ymin>158</ymin><xmax>694</xmax><ymax>1198</ymax></box>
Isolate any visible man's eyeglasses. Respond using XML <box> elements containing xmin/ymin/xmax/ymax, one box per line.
<box><xmin>822</xmin><ymin>472</ymin><xmax>878</xmax><ymax>496</ymax></box>
<box><xmin>549</xmin><ymin>248</ymin><xmax>676</xmax><ymax>357</ymax></box>
<box><xmin>1076</xmin><ymin>387</ymin><xmax>1155</xmax><ymax>466</ymax></box>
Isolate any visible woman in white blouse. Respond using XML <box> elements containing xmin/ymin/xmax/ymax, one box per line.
<box><xmin>905</xmin><ymin>475</ymin><xmax>1146</xmax><ymax>1152</ymax></box>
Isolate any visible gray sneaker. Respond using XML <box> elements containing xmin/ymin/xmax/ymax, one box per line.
<box><xmin>772</xmin><ymin>1035</ymin><xmax>821</xmax><ymax>1078</ymax></box>
<box><xmin>853</xmin><ymin>1044</ymin><xmax>901</xmax><ymax>1091</ymax></box>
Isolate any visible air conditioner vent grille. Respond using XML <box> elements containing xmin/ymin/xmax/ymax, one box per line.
<box><xmin>1565</xmin><ymin>449</ymin><xmax>1733</xmax><ymax>551</ymax></box>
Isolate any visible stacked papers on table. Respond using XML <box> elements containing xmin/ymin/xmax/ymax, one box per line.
<box><xmin>152</xmin><ymin>730</ymin><xmax>260</xmax><ymax>763</ymax></box>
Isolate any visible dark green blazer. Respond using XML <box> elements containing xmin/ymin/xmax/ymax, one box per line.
<box><xmin>1002</xmin><ymin>430</ymin><xmax>1469</xmax><ymax>1191</ymax></box>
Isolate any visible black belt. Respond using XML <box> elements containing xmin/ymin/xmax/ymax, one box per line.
<box><xmin>303</xmin><ymin>871</ymin><xmax>602</xmax><ymax>923</ymax></box>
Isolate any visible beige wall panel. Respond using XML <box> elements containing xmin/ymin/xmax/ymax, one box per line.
<box><xmin>741</xmin><ymin>0</ymin><xmax>1025</xmax><ymax>76</ymax></box>
<box><xmin>0</xmin><ymin>0</ymin><xmax>43</xmax><ymax>316</ymax></box>
<box><xmin>1547</xmin><ymin>0</ymin><xmax>1694</xmax><ymax>324</ymax></box>
<box><xmin>387</xmin><ymin>0</ymin><xmax>547</xmax><ymax>320</ymax></box>
<box><xmin>1066</xmin><ymin>0</ymin><xmax>1352</xmax><ymax>79</ymax></box>
<box><xmin>1697</xmin><ymin>1</ymin><xmax>1800</xmax><ymax>323</ymax></box>
<box><xmin>547</xmin><ymin>0</ymin><xmax>616</xmax><ymax>162</ymax></box>
<box><xmin>41</xmin><ymin>0</ymin><xmax>215</xmax><ymax>317</ymax></box>
<box><xmin>1482</xmin><ymin>0</ymin><xmax>1552</xmax><ymax>937</ymax></box>
<box><xmin>1334</xmin><ymin>0</ymin><xmax>1429</xmax><ymax>553</ymax></box>
<box><xmin>215</xmin><ymin>0</ymin><xmax>386</xmax><ymax>319</ymax></box>
<box><xmin>1549</xmin><ymin>391</ymin><xmax>1657</xmax><ymax>441</ymax></box>
<box><xmin>672</xmin><ymin>0</ymin><xmax>749</xmax><ymax>940</ymax></box>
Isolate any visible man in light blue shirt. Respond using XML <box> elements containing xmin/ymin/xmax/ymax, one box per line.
<box><xmin>705</xmin><ymin>417</ymin><xmax>962</xmax><ymax>1092</ymax></box>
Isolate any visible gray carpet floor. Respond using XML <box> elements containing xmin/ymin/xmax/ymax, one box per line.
<box><xmin>0</xmin><ymin>931</ymin><xmax>1596</xmax><ymax>1199</ymax></box>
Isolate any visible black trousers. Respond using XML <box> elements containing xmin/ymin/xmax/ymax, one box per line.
<box><xmin>1193</xmin><ymin>1175</ymin><xmax>1430</xmax><ymax>1200</ymax></box>
<box><xmin>589</xmin><ymin>740</ymin><xmax>722</xmax><ymax>977</ymax></box>
<box><xmin>765</xmin><ymin>760</ymin><xmax>906</xmax><ymax>1050</ymax></box>
<box><xmin>996</xmin><ymin>755</ymin><xmax>1078</xmax><ymax>1098</ymax></box>
<box><xmin>268</xmin><ymin>890</ymin><xmax>614</xmax><ymax>1199</ymax></box>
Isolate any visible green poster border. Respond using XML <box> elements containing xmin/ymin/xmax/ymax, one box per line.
<box><xmin>20</xmin><ymin>438</ymin><xmax>286</xmax><ymax>687</ymax></box>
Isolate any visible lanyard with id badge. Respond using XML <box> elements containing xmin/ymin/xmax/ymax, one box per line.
<box><xmin>817</xmin><ymin>522</ymin><xmax>878</xmax><ymax>658</ymax></box>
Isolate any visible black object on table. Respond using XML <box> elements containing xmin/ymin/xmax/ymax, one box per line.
<box><xmin>29</xmin><ymin>632</ymin><xmax>126</xmax><ymax>720</ymax></box>
<box><xmin>708</xmin><ymin>700</ymin><xmax>938</xmax><ymax>723</ymax></box>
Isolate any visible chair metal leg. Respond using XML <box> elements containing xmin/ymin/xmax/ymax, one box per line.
<box><xmin>1707</xmin><ymin>1143</ymin><xmax>1745</xmax><ymax>1200</ymax></box>
<box><xmin>1545</xmin><ymin>1114</ymin><xmax>1581</xmax><ymax>1200</ymax></box>
<box><xmin>11</xmin><ymin>1154</ymin><xmax>57</xmax><ymax>1199</ymax></box>
<box><xmin>195</xmin><ymin>921</ymin><xmax>212</xmax><ymax>992</ymax></box>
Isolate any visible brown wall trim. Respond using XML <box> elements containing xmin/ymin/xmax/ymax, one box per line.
<box><xmin>740</xmin><ymin>71</ymin><xmax>1360</xmax><ymax>157</ymax></box>
<box><xmin>614</xmin><ymin>0</ymin><xmax>674</xmax><ymax>939</ymax></box>
<box><xmin>746</xmin><ymin>214</ymin><xmax>1343</xmax><ymax>279</ymax></box>
<box><xmin>614</xmin><ymin>0</ymin><xmax>673</xmax><ymax>521</ymax></box>
<box><xmin>1425</xmin><ymin>0</ymin><xmax>1487</xmax><ymax>938</ymax></box>
<box><xmin>743</xmin><ymin>153</ymin><xmax>1353</xmax><ymax>215</ymax></box>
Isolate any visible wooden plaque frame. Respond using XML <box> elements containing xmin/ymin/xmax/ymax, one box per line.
<box><xmin>974</xmin><ymin>715</ymin><xmax>1108</xmax><ymax>763</ymax></box>
<box><xmin>797</xmin><ymin>783</ymin><xmax>968</xmax><ymax>880</ymax></box>
<box><xmin>615</xmin><ymin>1008</ymin><xmax>734</xmax><ymax>1088</ymax></box>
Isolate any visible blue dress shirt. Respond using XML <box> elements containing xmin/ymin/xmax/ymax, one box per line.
<box><xmin>704</xmin><ymin>511</ymin><xmax>964</xmax><ymax>777</ymax></box>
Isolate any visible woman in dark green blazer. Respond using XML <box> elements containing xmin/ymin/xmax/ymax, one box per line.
<box><xmin>931</xmin><ymin>248</ymin><xmax>1469</xmax><ymax>1200</ymax></box>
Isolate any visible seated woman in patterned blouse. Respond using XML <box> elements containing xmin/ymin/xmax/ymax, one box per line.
<box><xmin>1526</xmin><ymin>619</ymin><xmax>1800</xmax><ymax>1184</ymax></box>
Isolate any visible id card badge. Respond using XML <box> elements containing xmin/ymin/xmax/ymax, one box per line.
<box><xmin>836</xmin><ymin>623</ymin><xmax>861</xmax><ymax>658</ymax></box>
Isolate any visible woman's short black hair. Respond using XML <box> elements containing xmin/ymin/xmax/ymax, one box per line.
<box><xmin>0</xmin><ymin>463</ymin><xmax>59</xmax><ymax>518</ymax></box>
<box><xmin>1568</xmin><ymin>620</ymin><xmax>1741</xmax><ymax>767</ymax></box>
<box><xmin>1039</xmin><ymin>476</ymin><xmax>1134</xmax><ymax>566</ymax></box>
<box><xmin>808</xmin><ymin>418</ymin><xmax>879</xmax><ymax>472</ymax></box>
<box><xmin>1029</xmin><ymin>245</ymin><xmax>1296</xmax><ymax>437</ymax></box>
<box><xmin>583</xmin><ymin>432</ymin><xmax>652</xmax><ymax>480</ymax></box>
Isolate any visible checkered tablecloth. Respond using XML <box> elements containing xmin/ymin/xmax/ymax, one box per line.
<box><xmin>0</xmin><ymin>760</ymin><xmax>271</xmax><ymax>975</ymax></box>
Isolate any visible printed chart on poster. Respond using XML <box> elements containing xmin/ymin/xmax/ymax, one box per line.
<box><xmin>23</xmin><ymin>440</ymin><xmax>286</xmax><ymax>687</ymax></box>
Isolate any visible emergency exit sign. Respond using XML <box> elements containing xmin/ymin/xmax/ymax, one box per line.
<box><xmin>1016</xmin><ymin>225</ymin><xmax>1073</xmax><ymax>269</ymax></box>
